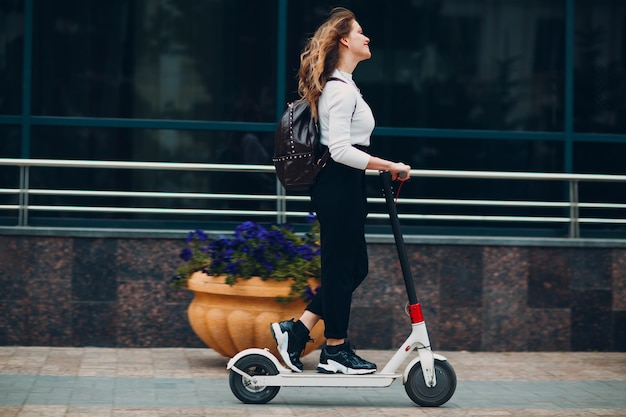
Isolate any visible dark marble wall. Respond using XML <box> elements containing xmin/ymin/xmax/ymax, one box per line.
<box><xmin>0</xmin><ymin>236</ymin><xmax>203</xmax><ymax>348</ymax></box>
<box><xmin>354</xmin><ymin>244</ymin><xmax>626</xmax><ymax>352</ymax></box>
<box><xmin>1</xmin><ymin>235</ymin><xmax>624</xmax><ymax>351</ymax></box>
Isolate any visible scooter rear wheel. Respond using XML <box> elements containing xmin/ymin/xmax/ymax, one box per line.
<box><xmin>229</xmin><ymin>354</ymin><xmax>280</xmax><ymax>404</ymax></box>
<box><xmin>405</xmin><ymin>358</ymin><xmax>457</xmax><ymax>407</ymax></box>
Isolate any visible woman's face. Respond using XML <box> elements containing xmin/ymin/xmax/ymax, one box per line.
<box><xmin>345</xmin><ymin>20</ymin><xmax>371</xmax><ymax>61</ymax></box>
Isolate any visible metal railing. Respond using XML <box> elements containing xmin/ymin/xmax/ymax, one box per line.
<box><xmin>1</xmin><ymin>158</ymin><xmax>626</xmax><ymax>239</ymax></box>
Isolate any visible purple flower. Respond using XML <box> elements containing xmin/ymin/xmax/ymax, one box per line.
<box><xmin>210</xmin><ymin>237</ymin><xmax>232</xmax><ymax>252</ymax></box>
<box><xmin>296</xmin><ymin>245</ymin><xmax>315</xmax><ymax>261</ymax></box>
<box><xmin>179</xmin><ymin>247</ymin><xmax>193</xmax><ymax>261</ymax></box>
<box><xmin>174</xmin><ymin>220</ymin><xmax>321</xmax><ymax>300</ymax></box>
<box><xmin>267</xmin><ymin>229</ymin><xmax>287</xmax><ymax>245</ymax></box>
<box><xmin>225</xmin><ymin>260</ymin><xmax>242</xmax><ymax>275</ymax></box>
<box><xmin>195</xmin><ymin>229</ymin><xmax>208</xmax><ymax>241</ymax></box>
<box><xmin>283</xmin><ymin>241</ymin><xmax>298</xmax><ymax>257</ymax></box>
<box><xmin>235</xmin><ymin>221</ymin><xmax>268</xmax><ymax>240</ymax></box>
<box><xmin>218</xmin><ymin>248</ymin><xmax>235</xmax><ymax>262</ymax></box>
<box><xmin>306</xmin><ymin>212</ymin><xmax>317</xmax><ymax>223</ymax></box>
<box><xmin>253</xmin><ymin>246</ymin><xmax>268</xmax><ymax>263</ymax></box>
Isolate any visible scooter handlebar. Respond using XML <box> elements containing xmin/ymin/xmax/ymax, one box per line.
<box><xmin>380</xmin><ymin>170</ymin><xmax>407</xmax><ymax>179</ymax></box>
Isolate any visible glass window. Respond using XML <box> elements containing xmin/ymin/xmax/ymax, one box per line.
<box><xmin>0</xmin><ymin>1</ymin><xmax>23</xmax><ymax>114</ymax></box>
<box><xmin>0</xmin><ymin>125</ymin><xmax>20</xmax><ymax>159</ymax></box>
<box><xmin>371</xmin><ymin>135</ymin><xmax>564</xmax><ymax>172</ymax></box>
<box><xmin>0</xmin><ymin>125</ymin><xmax>21</xmax><ymax>188</ymax></box>
<box><xmin>31</xmin><ymin>126</ymin><xmax>274</xmax><ymax>164</ymax></box>
<box><xmin>287</xmin><ymin>0</ymin><xmax>565</xmax><ymax>131</ymax></box>
<box><xmin>574</xmin><ymin>0</ymin><xmax>626</xmax><ymax>134</ymax></box>
<box><xmin>31</xmin><ymin>0</ymin><xmax>277</xmax><ymax>121</ymax></box>
<box><xmin>365</xmin><ymin>134</ymin><xmax>566</xmax><ymax>235</ymax></box>
<box><xmin>9</xmin><ymin>0</ymin><xmax>624</xmax><ymax>237</ymax></box>
<box><xmin>574</xmin><ymin>141</ymin><xmax>626</xmax><ymax>236</ymax></box>
<box><xmin>28</xmin><ymin>126</ymin><xmax>276</xmax><ymax>227</ymax></box>
<box><xmin>0</xmin><ymin>126</ymin><xmax>21</xmax><ymax>226</ymax></box>
<box><xmin>370</xmin><ymin>134</ymin><xmax>564</xmax><ymax>194</ymax></box>
<box><xmin>574</xmin><ymin>141</ymin><xmax>626</xmax><ymax>175</ymax></box>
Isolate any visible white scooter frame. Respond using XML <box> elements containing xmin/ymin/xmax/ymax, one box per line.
<box><xmin>226</xmin><ymin>171</ymin><xmax>457</xmax><ymax>407</ymax></box>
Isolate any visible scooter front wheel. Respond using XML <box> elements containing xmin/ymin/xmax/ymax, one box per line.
<box><xmin>228</xmin><ymin>354</ymin><xmax>280</xmax><ymax>404</ymax></box>
<box><xmin>405</xmin><ymin>358</ymin><xmax>457</xmax><ymax>407</ymax></box>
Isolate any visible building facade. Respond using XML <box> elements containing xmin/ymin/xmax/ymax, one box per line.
<box><xmin>1</xmin><ymin>0</ymin><xmax>625</xmax><ymax>237</ymax></box>
<box><xmin>1</xmin><ymin>1</ymin><xmax>625</xmax><ymax>351</ymax></box>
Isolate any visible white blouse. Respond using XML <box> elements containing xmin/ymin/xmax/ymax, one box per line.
<box><xmin>318</xmin><ymin>69</ymin><xmax>375</xmax><ymax>170</ymax></box>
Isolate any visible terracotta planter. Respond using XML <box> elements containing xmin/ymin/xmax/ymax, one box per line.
<box><xmin>186</xmin><ymin>271</ymin><xmax>324</xmax><ymax>358</ymax></box>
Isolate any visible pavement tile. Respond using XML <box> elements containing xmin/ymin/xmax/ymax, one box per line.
<box><xmin>0</xmin><ymin>348</ymin><xmax>624</xmax><ymax>416</ymax></box>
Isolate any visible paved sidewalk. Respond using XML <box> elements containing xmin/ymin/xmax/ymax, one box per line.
<box><xmin>0</xmin><ymin>347</ymin><xmax>625</xmax><ymax>416</ymax></box>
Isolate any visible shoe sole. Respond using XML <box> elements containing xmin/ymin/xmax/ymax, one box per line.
<box><xmin>316</xmin><ymin>360</ymin><xmax>376</xmax><ymax>375</ymax></box>
<box><xmin>270</xmin><ymin>323</ymin><xmax>303</xmax><ymax>373</ymax></box>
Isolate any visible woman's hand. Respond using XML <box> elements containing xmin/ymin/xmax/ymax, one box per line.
<box><xmin>390</xmin><ymin>162</ymin><xmax>411</xmax><ymax>181</ymax></box>
<box><xmin>366</xmin><ymin>156</ymin><xmax>411</xmax><ymax>180</ymax></box>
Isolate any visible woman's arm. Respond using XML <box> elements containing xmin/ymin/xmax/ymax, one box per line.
<box><xmin>366</xmin><ymin>156</ymin><xmax>411</xmax><ymax>181</ymax></box>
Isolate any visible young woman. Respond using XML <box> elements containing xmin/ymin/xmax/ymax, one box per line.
<box><xmin>271</xmin><ymin>7</ymin><xmax>411</xmax><ymax>375</ymax></box>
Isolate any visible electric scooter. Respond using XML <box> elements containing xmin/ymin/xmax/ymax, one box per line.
<box><xmin>226</xmin><ymin>171</ymin><xmax>457</xmax><ymax>407</ymax></box>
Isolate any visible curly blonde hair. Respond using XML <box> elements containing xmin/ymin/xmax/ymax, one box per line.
<box><xmin>297</xmin><ymin>7</ymin><xmax>355</xmax><ymax>121</ymax></box>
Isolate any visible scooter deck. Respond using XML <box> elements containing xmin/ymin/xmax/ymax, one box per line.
<box><xmin>237</xmin><ymin>368</ymin><xmax>402</xmax><ymax>388</ymax></box>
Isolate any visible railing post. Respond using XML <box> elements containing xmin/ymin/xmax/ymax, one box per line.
<box><xmin>276</xmin><ymin>177</ymin><xmax>287</xmax><ymax>225</ymax></box>
<box><xmin>18</xmin><ymin>165</ymin><xmax>29</xmax><ymax>227</ymax></box>
<box><xmin>569</xmin><ymin>180</ymin><xmax>579</xmax><ymax>238</ymax></box>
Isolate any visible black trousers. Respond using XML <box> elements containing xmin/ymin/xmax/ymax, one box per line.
<box><xmin>306</xmin><ymin>158</ymin><xmax>368</xmax><ymax>339</ymax></box>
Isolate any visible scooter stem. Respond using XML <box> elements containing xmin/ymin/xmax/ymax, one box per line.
<box><xmin>380</xmin><ymin>171</ymin><xmax>419</xmax><ymax>306</ymax></box>
<box><xmin>379</xmin><ymin>171</ymin><xmax>437</xmax><ymax>387</ymax></box>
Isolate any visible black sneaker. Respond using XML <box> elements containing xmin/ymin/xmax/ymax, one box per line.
<box><xmin>317</xmin><ymin>341</ymin><xmax>377</xmax><ymax>375</ymax></box>
<box><xmin>270</xmin><ymin>319</ymin><xmax>309</xmax><ymax>372</ymax></box>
